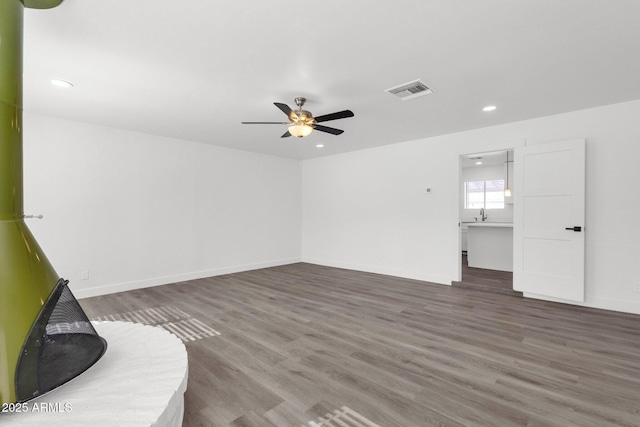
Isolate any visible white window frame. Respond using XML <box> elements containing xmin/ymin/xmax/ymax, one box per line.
<box><xmin>464</xmin><ymin>179</ymin><xmax>505</xmax><ymax>210</ymax></box>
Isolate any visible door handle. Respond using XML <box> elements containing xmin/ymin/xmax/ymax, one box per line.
<box><xmin>565</xmin><ymin>226</ymin><xmax>582</xmax><ymax>232</ymax></box>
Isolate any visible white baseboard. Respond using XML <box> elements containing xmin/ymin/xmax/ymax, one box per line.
<box><xmin>75</xmin><ymin>257</ymin><xmax>640</xmax><ymax>316</ymax></box>
<box><xmin>301</xmin><ymin>256</ymin><xmax>451</xmax><ymax>285</ymax></box>
<box><xmin>523</xmin><ymin>292</ymin><xmax>640</xmax><ymax>315</ymax></box>
<box><xmin>74</xmin><ymin>257</ymin><xmax>301</xmax><ymax>299</ymax></box>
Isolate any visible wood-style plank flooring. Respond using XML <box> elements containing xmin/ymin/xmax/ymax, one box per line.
<box><xmin>453</xmin><ymin>254</ymin><xmax>520</xmax><ymax>296</ymax></box>
<box><xmin>80</xmin><ymin>263</ymin><xmax>640</xmax><ymax>427</ymax></box>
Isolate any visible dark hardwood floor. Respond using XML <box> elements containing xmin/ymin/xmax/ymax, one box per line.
<box><xmin>453</xmin><ymin>253</ymin><xmax>520</xmax><ymax>296</ymax></box>
<box><xmin>80</xmin><ymin>263</ymin><xmax>640</xmax><ymax>427</ymax></box>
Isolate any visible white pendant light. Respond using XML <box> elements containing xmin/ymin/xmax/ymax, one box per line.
<box><xmin>504</xmin><ymin>150</ymin><xmax>512</xmax><ymax>197</ymax></box>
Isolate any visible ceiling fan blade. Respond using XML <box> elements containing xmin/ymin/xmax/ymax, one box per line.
<box><xmin>313</xmin><ymin>124</ymin><xmax>344</xmax><ymax>135</ymax></box>
<box><xmin>241</xmin><ymin>121</ymin><xmax>288</xmax><ymax>124</ymax></box>
<box><xmin>314</xmin><ymin>110</ymin><xmax>354</xmax><ymax>123</ymax></box>
<box><xmin>274</xmin><ymin>102</ymin><xmax>297</xmax><ymax>119</ymax></box>
<box><xmin>281</xmin><ymin>130</ymin><xmax>292</xmax><ymax>138</ymax></box>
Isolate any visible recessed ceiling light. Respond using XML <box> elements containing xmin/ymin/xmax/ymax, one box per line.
<box><xmin>482</xmin><ymin>105</ymin><xmax>497</xmax><ymax>112</ymax></box>
<box><xmin>475</xmin><ymin>161</ymin><xmax>483</xmax><ymax>165</ymax></box>
<box><xmin>316</xmin><ymin>144</ymin><xmax>324</xmax><ymax>148</ymax></box>
<box><xmin>51</xmin><ymin>79</ymin><xmax>73</xmax><ymax>88</ymax></box>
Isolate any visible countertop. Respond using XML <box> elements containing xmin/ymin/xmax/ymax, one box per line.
<box><xmin>466</xmin><ymin>222</ymin><xmax>513</xmax><ymax>228</ymax></box>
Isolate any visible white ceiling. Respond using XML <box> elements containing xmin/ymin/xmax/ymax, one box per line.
<box><xmin>23</xmin><ymin>0</ymin><xmax>640</xmax><ymax>160</ymax></box>
<box><xmin>461</xmin><ymin>149</ymin><xmax>512</xmax><ymax>169</ymax></box>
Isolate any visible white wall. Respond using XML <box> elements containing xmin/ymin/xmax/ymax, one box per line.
<box><xmin>22</xmin><ymin>99</ymin><xmax>640</xmax><ymax>315</ymax></box>
<box><xmin>302</xmin><ymin>99</ymin><xmax>640</xmax><ymax>314</ymax></box>
<box><xmin>302</xmin><ymin>140</ymin><xmax>458</xmax><ymax>285</ymax></box>
<box><xmin>23</xmin><ymin>113</ymin><xmax>301</xmax><ymax>298</ymax></box>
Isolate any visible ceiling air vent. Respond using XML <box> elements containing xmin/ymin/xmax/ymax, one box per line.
<box><xmin>385</xmin><ymin>79</ymin><xmax>433</xmax><ymax>101</ymax></box>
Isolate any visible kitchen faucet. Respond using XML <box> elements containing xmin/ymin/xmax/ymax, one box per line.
<box><xmin>480</xmin><ymin>207</ymin><xmax>487</xmax><ymax>221</ymax></box>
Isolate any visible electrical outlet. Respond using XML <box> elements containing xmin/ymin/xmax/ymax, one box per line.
<box><xmin>80</xmin><ymin>270</ymin><xmax>89</xmax><ymax>280</ymax></box>
<box><xmin>425</xmin><ymin>187</ymin><xmax>433</xmax><ymax>194</ymax></box>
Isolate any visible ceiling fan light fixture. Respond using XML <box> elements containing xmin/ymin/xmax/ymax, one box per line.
<box><xmin>242</xmin><ymin>97</ymin><xmax>353</xmax><ymax>138</ymax></box>
<box><xmin>288</xmin><ymin>124</ymin><xmax>313</xmax><ymax>138</ymax></box>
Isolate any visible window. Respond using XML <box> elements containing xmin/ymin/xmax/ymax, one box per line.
<box><xmin>465</xmin><ymin>179</ymin><xmax>505</xmax><ymax>209</ymax></box>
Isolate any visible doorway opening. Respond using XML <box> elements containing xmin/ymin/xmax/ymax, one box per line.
<box><xmin>458</xmin><ymin>253</ymin><xmax>516</xmax><ymax>295</ymax></box>
<box><xmin>454</xmin><ymin>149</ymin><xmax>520</xmax><ymax>296</ymax></box>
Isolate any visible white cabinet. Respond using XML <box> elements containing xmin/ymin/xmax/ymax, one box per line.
<box><xmin>467</xmin><ymin>223</ymin><xmax>513</xmax><ymax>271</ymax></box>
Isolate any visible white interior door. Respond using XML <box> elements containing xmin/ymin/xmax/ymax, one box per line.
<box><xmin>513</xmin><ymin>139</ymin><xmax>585</xmax><ymax>301</ymax></box>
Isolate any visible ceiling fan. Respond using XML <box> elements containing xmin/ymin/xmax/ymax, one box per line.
<box><xmin>241</xmin><ymin>97</ymin><xmax>354</xmax><ymax>138</ymax></box>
